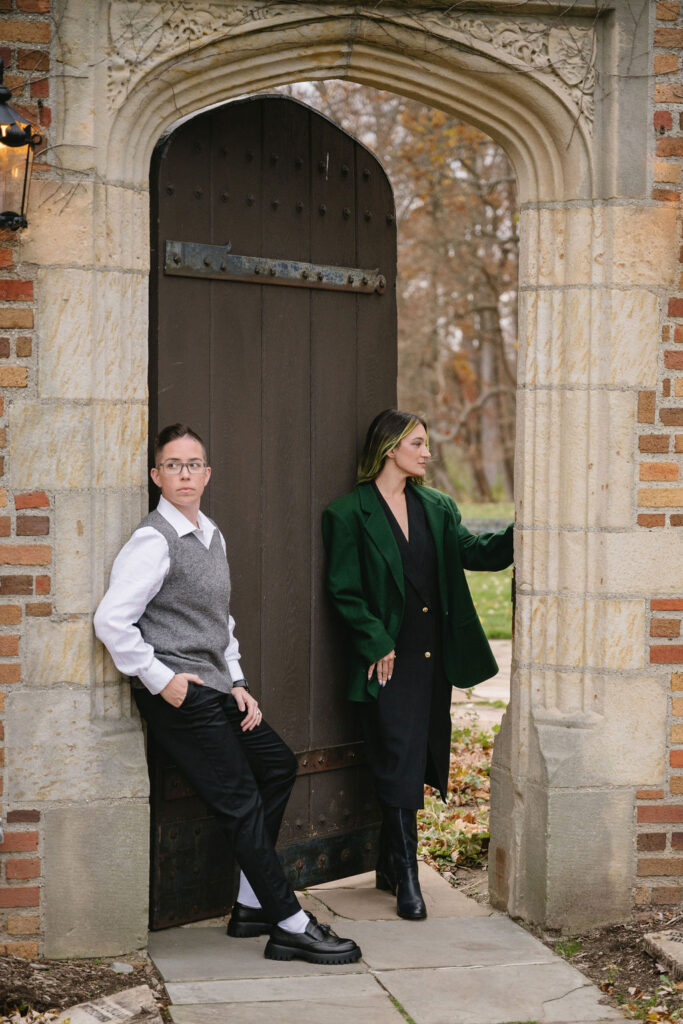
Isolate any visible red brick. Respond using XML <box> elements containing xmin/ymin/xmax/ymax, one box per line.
<box><xmin>676</xmin><ymin>435</ymin><xmax>683</xmax><ymax>453</ymax></box>
<box><xmin>29</xmin><ymin>77</ymin><xmax>47</xmax><ymax>99</ymax></box>
<box><xmin>0</xmin><ymin>663</ymin><xmax>20</xmax><ymax>683</ymax></box>
<box><xmin>0</xmin><ymin>517</ymin><xmax>10</xmax><ymax>537</ymax></box>
<box><xmin>639</xmin><ymin>804</ymin><xmax>683</xmax><ymax>822</ymax></box>
<box><xmin>15</xmin><ymin>491</ymin><xmax>48</xmax><ymax>509</ymax></box>
<box><xmin>663</xmin><ymin>379</ymin><xmax>672</xmax><ymax>398</ymax></box>
<box><xmin>652</xmin><ymin>619</ymin><xmax>681</xmax><ymax>637</ymax></box>
<box><xmin>15</xmin><ymin>336</ymin><xmax>31</xmax><ymax>357</ymax></box>
<box><xmin>0</xmin><ymin>575</ymin><xmax>31</xmax><ymax>595</ymax></box>
<box><xmin>0</xmin><ymin>250</ymin><xmax>12</xmax><ymax>270</ymax></box>
<box><xmin>0</xmin><ymin>635</ymin><xmax>19</xmax><ymax>656</ymax></box>
<box><xmin>638</xmin><ymin>514</ymin><xmax>666</xmax><ymax>527</ymax></box>
<box><xmin>673</xmin><ymin>750</ymin><xmax>683</xmax><ymax>766</ymax></box>
<box><xmin>35</xmin><ymin>574</ymin><xmax>49</xmax><ymax>594</ymax></box>
<box><xmin>638</xmin><ymin>833</ymin><xmax>667</xmax><ymax>851</ymax></box>
<box><xmin>17</xmin><ymin>0</ymin><xmax>50</xmax><ymax>9</ymax></box>
<box><xmin>638</xmin><ymin>857</ymin><xmax>683</xmax><ymax>875</ymax></box>
<box><xmin>6</xmin><ymin>810</ymin><xmax>39</xmax><ymax>823</ymax></box>
<box><xmin>640</xmin><ymin>462</ymin><xmax>678</xmax><ymax>481</ymax></box>
<box><xmin>661</xmin><ymin>409</ymin><xmax>683</xmax><ymax>426</ymax></box>
<box><xmin>669</xmin><ymin>299</ymin><xmax>683</xmax><ymax>318</ymax></box>
<box><xmin>653</xmin><ymin>189</ymin><xmax>680</xmax><ymax>202</ymax></box>
<box><xmin>0</xmin><ymin>545</ymin><xmax>50</xmax><ymax>565</ymax></box>
<box><xmin>38</xmin><ymin>105</ymin><xmax>51</xmax><ymax>129</ymax></box>
<box><xmin>0</xmin><ymin>831</ymin><xmax>37</xmax><ymax>852</ymax></box>
<box><xmin>638</xmin><ymin>391</ymin><xmax>657</xmax><ymax>423</ymax></box>
<box><xmin>671</xmin><ymin>515</ymin><xmax>683</xmax><ymax>526</ymax></box>
<box><xmin>655</xmin><ymin>111</ymin><xmax>674</xmax><ymax>132</ymax></box>
<box><xmin>656</xmin><ymin>28</ymin><xmax>683</xmax><ymax>46</ymax></box>
<box><xmin>658</xmin><ymin>1</ymin><xmax>680</xmax><ymax>19</ymax></box>
<box><xmin>6</xmin><ymin>858</ymin><xmax>40</xmax><ymax>880</ymax></box>
<box><xmin>666</xmin><ymin>350</ymin><xmax>683</xmax><ymax>370</ymax></box>
<box><xmin>25</xmin><ymin>601</ymin><xmax>50</xmax><ymax>617</ymax></box>
<box><xmin>653</xmin><ymin>886</ymin><xmax>682</xmax><ymax>904</ymax></box>
<box><xmin>673</xmin><ymin>832</ymin><xmax>683</xmax><ymax>849</ymax></box>
<box><xmin>0</xmin><ymin>280</ymin><xmax>33</xmax><ymax>302</ymax></box>
<box><xmin>0</xmin><ymin>338</ymin><xmax>10</xmax><ymax>360</ymax></box>
<box><xmin>16</xmin><ymin>516</ymin><xmax>48</xmax><ymax>536</ymax></box>
<box><xmin>660</xmin><ymin>648</ymin><xmax>683</xmax><ymax>666</ymax></box>
<box><xmin>0</xmin><ymin>23</ymin><xmax>50</xmax><ymax>44</ymax></box>
<box><xmin>17</xmin><ymin>49</ymin><xmax>49</xmax><ymax>72</ymax></box>
<box><xmin>0</xmin><ymin>887</ymin><xmax>39</xmax><ymax>908</ymax></box>
<box><xmin>639</xmin><ymin>434</ymin><xmax>670</xmax><ymax>453</ymax></box>
<box><xmin>653</xmin><ymin>599</ymin><xmax>683</xmax><ymax>610</ymax></box>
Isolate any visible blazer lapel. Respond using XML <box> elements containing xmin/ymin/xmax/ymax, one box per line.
<box><xmin>358</xmin><ymin>483</ymin><xmax>404</xmax><ymax>598</ymax></box>
<box><xmin>411</xmin><ymin>484</ymin><xmax>449</xmax><ymax>613</ymax></box>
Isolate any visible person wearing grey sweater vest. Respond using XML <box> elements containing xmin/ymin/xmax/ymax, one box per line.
<box><xmin>94</xmin><ymin>423</ymin><xmax>361</xmax><ymax>965</ymax></box>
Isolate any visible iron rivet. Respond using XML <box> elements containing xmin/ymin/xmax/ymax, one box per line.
<box><xmin>254</xmin><ymin>266</ymin><xmax>261</xmax><ymax>275</ymax></box>
<box><xmin>204</xmin><ymin>257</ymin><xmax>211</xmax><ymax>267</ymax></box>
<box><xmin>317</xmin><ymin>271</ymin><xmax>324</xmax><ymax>281</ymax></box>
<box><xmin>220</xmin><ymin>190</ymin><xmax>229</xmax><ymax>202</ymax></box>
<box><xmin>270</xmin><ymin>154</ymin><xmax>279</xmax><ymax>164</ymax></box>
<box><xmin>318</xmin><ymin>755</ymin><xmax>324</xmax><ymax>763</ymax></box>
<box><xmin>362</xmin><ymin>275</ymin><xmax>368</xmax><ymax>285</ymax></box>
<box><xmin>247</xmin><ymin>194</ymin><xmax>255</xmax><ymax>206</ymax></box>
<box><xmin>343</xmin><ymin>207</ymin><xmax>351</xmax><ymax>219</ymax></box>
<box><xmin>341</xmin><ymin>164</ymin><xmax>349</xmax><ymax>177</ymax></box>
<box><xmin>319</xmin><ymin>159</ymin><xmax>327</xmax><ymax>172</ymax></box>
<box><xmin>302</xmin><ymin>269</ymin><xmax>309</xmax><ymax>279</ymax></box>
<box><xmin>220</xmin><ymin>262</ymin><xmax>226</xmax><ymax>271</ymax></box>
<box><xmin>193</xmin><ymin>187</ymin><xmax>203</xmax><ymax>199</ymax></box>
<box><xmin>363</xmin><ymin>167</ymin><xmax>371</xmax><ymax>179</ymax></box>
<box><xmin>378</xmin><ymin>275</ymin><xmax>386</xmax><ymax>290</ymax></box>
<box><xmin>347</xmin><ymin>274</ymin><xmax>354</xmax><ymax>284</ymax></box>
<box><xmin>364</xmin><ymin>210</ymin><xmax>372</xmax><ymax>221</ymax></box>
<box><xmin>269</xmin><ymin>266</ymin><xmax>276</xmax><ymax>276</ymax></box>
<box><xmin>173</xmin><ymin>254</ymin><xmax>181</xmax><ymax>265</ymax></box>
<box><xmin>296</xmin><ymin>200</ymin><xmax>304</xmax><ymax>212</ymax></box>
<box><xmin>272</xmin><ymin>199</ymin><xmax>280</xmax><ymax>209</ymax></box>
<box><xmin>319</xmin><ymin>204</ymin><xmax>326</xmax><ymax>215</ymax></box>
<box><xmin>302</xmin><ymin>759</ymin><xmax>308</xmax><ymax>766</ymax></box>
<box><xmin>295</xmin><ymin>157</ymin><xmax>304</xmax><ymax>169</ymax></box>
<box><xmin>246</xmin><ymin>149</ymin><xmax>254</xmax><ymax>161</ymax></box>
<box><xmin>386</xmin><ymin>212</ymin><xmax>395</xmax><ymax>225</ymax></box>
<box><xmin>166</xmin><ymin>185</ymin><xmax>174</xmax><ymax>196</ymax></box>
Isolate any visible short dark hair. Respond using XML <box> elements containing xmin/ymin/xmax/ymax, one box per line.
<box><xmin>153</xmin><ymin>423</ymin><xmax>207</xmax><ymax>464</ymax></box>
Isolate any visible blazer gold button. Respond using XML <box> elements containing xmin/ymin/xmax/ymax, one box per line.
<box><xmin>424</xmin><ymin>651</ymin><xmax>431</xmax><ymax>658</ymax></box>
<box><xmin>422</xmin><ymin>606</ymin><xmax>429</xmax><ymax>613</ymax></box>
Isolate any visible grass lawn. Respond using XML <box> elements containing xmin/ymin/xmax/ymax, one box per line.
<box><xmin>465</xmin><ymin>565</ymin><xmax>513</xmax><ymax>639</ymax></box>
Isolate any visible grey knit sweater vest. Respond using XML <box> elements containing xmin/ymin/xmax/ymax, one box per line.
<box><xmin>135</xmin><ymin>509</ymin><xmax>234</xmax><ymax>693</ymax></box>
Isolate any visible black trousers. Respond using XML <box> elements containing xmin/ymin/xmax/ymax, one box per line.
<box><xmin>135</xmin><ymin>682</ymin><xmax>300</xmax><ymax>923</ymax></box>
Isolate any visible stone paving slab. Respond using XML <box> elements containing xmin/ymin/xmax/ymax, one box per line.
<box><xmin>310</xmin><ymin>864</ymin><xmax>491</xmax><ymax>920</ymax></box>
<box><xmin>166</xmin><ymin>971</ymin><xmax>381</xmax><ymax>1004</ymax></box>
<box><xmin>335</xmin><ymin>914</ymin><xmax>557</xmax><ymax>970</ymax></box>
<box><xmin>168</xmin><ymin>991</ymin><xmax>405</xmax><ymax>1024</ymax></box>
<box><xmin>148</xmin><ymin>925</ymin><xmax>367</xmax><ymax>982</ymax></box>
<box><xmin>378</xmin><ymin>962</ymin><xmax>624</xmax><ymax>1024</ymax></box>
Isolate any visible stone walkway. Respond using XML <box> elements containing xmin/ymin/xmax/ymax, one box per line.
<box><xmin>149</xmin><ymin>866</ymin><xmax>628</xmax><ymax>1024</ymax></box>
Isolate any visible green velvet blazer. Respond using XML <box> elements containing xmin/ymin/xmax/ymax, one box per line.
<box><xmin>322</xmin><ymin>482</ymin><xmax>514</xmax><ymax>702</ymax></box>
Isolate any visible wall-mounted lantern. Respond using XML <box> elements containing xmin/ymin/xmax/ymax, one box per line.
<box><xmin>0</xmin><ymin>59</ymin><xmax>41</xmax><ymax>230</ymax></box>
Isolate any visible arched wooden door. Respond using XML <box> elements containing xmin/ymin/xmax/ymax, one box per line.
<box><xmin>148</xmin><ymin>95</ymin><xmax>397</xmax><ymax>927</ymax></box>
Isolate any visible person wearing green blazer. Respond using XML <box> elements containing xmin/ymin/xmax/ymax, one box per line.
<box><xmin>322</xmin><ymin>409</ymin><xmax>513</xmax><ymax>920</ymax></box>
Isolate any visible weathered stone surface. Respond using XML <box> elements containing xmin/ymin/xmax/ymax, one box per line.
<box><xmin>94</xmin><ymin>183</ymin><xmax>151</xmax><ymax>272</ymax></box>
<box><xmin>38</xmin><ymin>268</ymin><xmax>147</xmax><ymax>401</ymax></box>
<box><xmin>23</xmin><ymin>616</ymin><xmax>94</xmax><ymax>685</ymax></box>
<box><xmin>169</xmin><ymin>997</ymin><xmax>402</xmax><ymax>1024</ymax></box>
<box><xmin>44</xmin><ymin>804</ymin><xmax>149</xmax><ymax>957</ymax></box>
<box><xmin>5</xmin><ymin>689</ymin><xmax>149</xmax><ymax>803</ymax></box>
<box><xmin>516</xmin><ymin>596</ymin><xmax>646</xmax><ymax>671</ymax></box>
<box><xmin>520</xmin><ymin>288</ymin><xmax>660</xmax><ymax>387</ymax></box>
<box><xmin>54</xmin><ymin>492</ymin><xmax>92</xmax><ymax>615</ymax></box>
<box><xmin>21</xmin><ymin>179</ymin><xmax>94</xmax><ymax>267</ymax></box>
<box><xmin>516</xmin><ymin>389</ymin><xmax>635</xmax><ymax>528</ymax></box>
<box><xmin>167</xmin><ymin>974</ymin><xmax>382</xmax><ymax>1006</ymax></box>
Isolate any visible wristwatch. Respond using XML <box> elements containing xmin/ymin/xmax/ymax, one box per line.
<box><xmin>232</xmin><ymin>679</ymin><xmax>250</xmax><ymax>692</ymax></box>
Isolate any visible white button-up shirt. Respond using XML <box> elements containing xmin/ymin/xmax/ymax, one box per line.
<box><xmin>94</xmin><ymin>496</ymin><xmax>244</xmax><ymax>695</ymax></box>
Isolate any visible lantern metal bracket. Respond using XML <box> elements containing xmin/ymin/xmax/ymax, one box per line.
<box><xmin>164</xmin><ymin>239</ymin><xmax>386</xmax><ymax>295</ymax></box>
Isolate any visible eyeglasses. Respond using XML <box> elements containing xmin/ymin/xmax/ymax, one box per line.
<box><xmin>157</xmin><ymin>460</ymin><xmax>208</xmax><ymax>475</ymax></box>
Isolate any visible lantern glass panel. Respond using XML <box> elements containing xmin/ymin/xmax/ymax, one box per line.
<box><xmin>0</xmin><ymin>140</ymin><xmax>29</xmax><ymax>221</ymax></box>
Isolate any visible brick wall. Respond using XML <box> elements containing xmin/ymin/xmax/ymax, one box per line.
<box><xmin>0</xmin><ymin>0</ymin><xmax>51</xmax><ymax>957</ymax></box>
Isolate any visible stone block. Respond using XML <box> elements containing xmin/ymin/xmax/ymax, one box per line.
<box><xmin>43</xmin><ymin>803</ymin><xmax>148</xmax><ymax>957</ymax></box>
<box><xmin>92</xmin><ymin>402</ymin><xmax>147</xmax><ymax>489</ymax></box>
<box><xmin>37</xmin><ymin>269</ymin><xmax>148</xmax><ymax>401</ymax></box>
<box><xmin>23</xmin><ymin>617</ymin><xmax>93</xmax><ymax>685</ymax></box>
<box><xmin>516</xmin><ymin>596</ymin><xmax>646</xmax><ymax>670</ymax></box>
<box><xmin>21</xmin><ymin>180</ymin><xmax>95</xmax><ymax>267</ymax></box>
<box><xmin>5</xmin><ymin>688</ymin><xmax>149</xmax><ymax>804</ymax></box>
<box><xmin>516</xmin><ymin>389</ymin><xmax>635</xmax><ymax>528</ymax></box>
<box><xmin>54</xmin><ymin>492</ymin><xmax>92</xmax><ymax>615</ymax></box>
<box><xmin>94</xmin><ymin>183</ymin><xmax>151</xmax><ymax>273</ymax></box>
<box><xmin>520</xmin><ymin>288</ymin><xmax>660</xmax><ymax>387</ymax></box>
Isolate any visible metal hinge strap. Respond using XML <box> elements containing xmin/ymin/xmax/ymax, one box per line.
<box><xmin>295</xmin><ymin>741</ymin><xmax>366</xmax><ymax>774</ymax></box>
<box><xmin>164</xmin><ymin>240</ymin><xmax>386</xmax><ymax>295</ymax></box>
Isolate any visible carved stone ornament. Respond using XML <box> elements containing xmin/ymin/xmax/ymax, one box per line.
<box><xmin>106</xmin><ymin>2</ymin><xmax>596</xmax><ymax>129</ymax></box>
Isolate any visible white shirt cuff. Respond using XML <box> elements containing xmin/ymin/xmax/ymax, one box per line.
<box><xmin>227</xmin><ymin>658</ymin><xmax>245</xmax><ymax>684</ymax></box>
<box><xmin>138</xmin><ymin>658</ymin><xmax>175</xmax><ymax>695</ymax></box>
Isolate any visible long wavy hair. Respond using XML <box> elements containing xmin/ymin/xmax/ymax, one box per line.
<box><xmin>356</xmin><ymin>409</ymin><xmax>428</xmax><ymax>486</ymax></box>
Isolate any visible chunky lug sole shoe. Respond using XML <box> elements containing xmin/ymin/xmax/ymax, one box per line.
<box><xmin>226</xmin><ymin>903</ymin><xmax>272</xmax><ymax>938</ymax></box>
<box><xmin>264</xmin><ymin>915</ymin><xmax>362</xmax><ymax>964</ymax></box>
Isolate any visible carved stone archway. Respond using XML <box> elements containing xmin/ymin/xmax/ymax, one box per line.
<box><xmin>11</xmin><ymin>0</ymin><xmax>676</xmax><ymax>954</ymax></box>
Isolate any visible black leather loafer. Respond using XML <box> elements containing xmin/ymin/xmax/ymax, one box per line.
<box><xmin>226</xmin><ymin>902</ymin><xmax>272</xmax><ymax>938</ymax></box>
<box><xmin>264</xmin><ymin>915</ymin><xmax>362</xmax><ymax>964</ymax></box>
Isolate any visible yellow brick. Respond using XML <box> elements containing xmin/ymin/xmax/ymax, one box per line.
<box><xmin>675</xmin><ymin>379</ymin><xmax>683</xmax><ymax>398</ymax></box>
<box><xmin>639</xmin><ymin>488</ymin><xmax>683</xmax><ymax>507</ymax></box>
<box><xmin>0</xmin><ymin>367</ymin><xmax>27</xmax><ymax>388</ymax></box>
<box><xmin>7</xmin><ymin>914</ymin><xmax>39</xmax><ymax>935</ymax></box>
<box><xmin>656</xmin><ymin>161</ymin><xmax>682</xmax><ymax>182</ymax></box>
<box><xmin>655</xmin><ymin>53</ymin><xmax>679</xmax><ymax>74</ymax></box>
<box><xmin>672</xmin><ymin>776</ymin><xmax>683</xmax><ymax>793</ymax></box>
<box><xmin>673</xmin><ymin>697</ymin><xmax>683</xmax><ymax>715</ymax></box>
<box><xmin>672</xmin><ymin>725</ymin><xmax>683</xmax><ymax>742</ymax></box>
<box><xmin>673</xmin><ymin>673</ymin><xmax>683</xmax><ymax>690</ymax></box>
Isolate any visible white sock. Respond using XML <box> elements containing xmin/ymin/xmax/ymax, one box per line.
<box><xmin>277</xmin><ymin>908</ymin><xmax>309</xmax><ymax>933</ymax></box>
<box><xmin>236</xmin><ymin>871</ymin><xmax>261</xmax><ymax>909</ymax></box>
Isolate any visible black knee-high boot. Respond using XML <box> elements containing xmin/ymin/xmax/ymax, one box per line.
<box><xmin>375</xmin><ymin>803</ymin><xmax>396</xmax><ymax>893</ymax></box>
<box><xmin>380</xmin><ymin>806</ymin><xmax>427</xmax><ymax>920</ymax></box>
